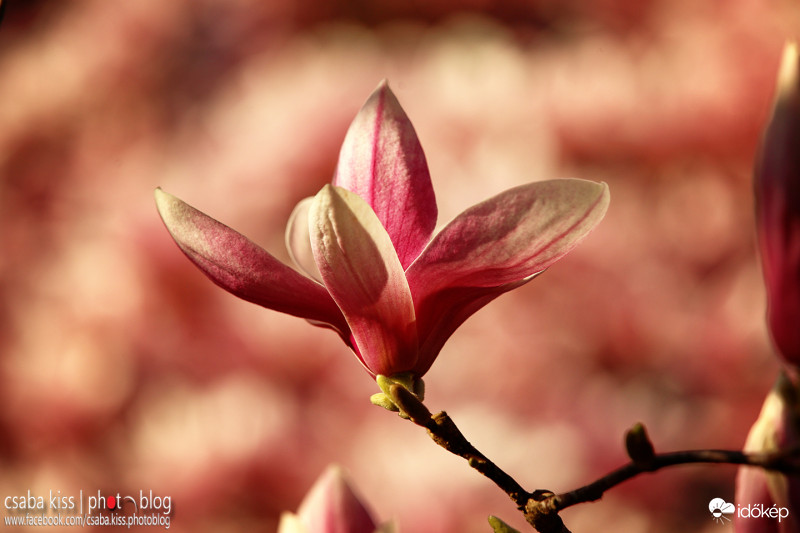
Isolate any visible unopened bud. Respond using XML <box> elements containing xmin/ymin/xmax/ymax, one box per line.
<box><xmin>625</xmin><ymin>422</ymin><xmax>655</xmax><ymax>468</ymax></box>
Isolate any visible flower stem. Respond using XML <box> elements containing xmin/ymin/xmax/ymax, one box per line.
<box><xmin>389</xmin><ymin>384</ymin><xmax>531</xmax><ymax>506</ymax></box>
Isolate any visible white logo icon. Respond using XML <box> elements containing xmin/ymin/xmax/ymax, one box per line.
<box><xmin>709</xmin><ymin>498</ymin><xmax>735</xmax><ymax>524</ymax></box>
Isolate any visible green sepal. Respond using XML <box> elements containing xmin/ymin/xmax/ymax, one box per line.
<box><xmin>371</xmin><ymin>373</ymin><xmax>424</xmax><ymax>413</ymax></box>
<box><xmin>488</xmin><ymin>515</ymin><xmax>521</xmax><ymax>533</ymax></box>
<box><xmin>370</xmin><ymin>392</ymin><xmax>399</xmax><ymax>411</ymax></box>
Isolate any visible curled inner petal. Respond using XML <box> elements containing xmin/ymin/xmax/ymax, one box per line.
<box><xmin>309</xmin><ymin>185</ymin><xmax>418</xmax><ymax>376</ymax></box>
<box><xmin>286</xmin><ymin>197</ymin><xmax>323</xmax><ymax>283</ymax></box>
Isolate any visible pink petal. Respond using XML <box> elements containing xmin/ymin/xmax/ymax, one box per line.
<box><xmin>407</xmin><ymin>281</ymin><xmax>530</xmax><ymax>377</ymax></box>
<box><xmin>735</xmin><ymin>373</ymin><xmax>800</xmax><ymax>533</ymax></box>
<box><xmin>406</xmin><ymin>179</ymin><xmax>609</xmax><ymax>370</ymax></box>
<box><xmin>309</xmin><ymin>185</ymin><xmax>418</xmax><ymax>376</ymax></box>
<box><xmin>408</xmin><ymin>179</ymin><xmax>609</xmax><ymax>289</ymax></box>
<box><xmin>296</xmin><ymin>465</ymin><xmax>378</xmax><ymax>533</ymax></box>
<box><xmin>334</xmin><ymin>80</ymin><xmax>437</xmax><ymax>269</ymax></box>
<box><xmin>756</xmin><ymin>43</ymin><xmax>800</xmax><ymax>365</ymax></box>
<box><xmin>734</xmin><ymin>466</ymin><xmax>779</xmax><ymax>533</ymax></box>
<box><xmin>154</xmin><ymin>188</ymin><xmax>347</xmax><ymax>332</ymax></box>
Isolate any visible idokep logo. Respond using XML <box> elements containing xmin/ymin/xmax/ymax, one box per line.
<box><xmin>709</xmin><ymin>498</ymin><xmax>735</xmax><ymax>524</ymax></box>
<box><xmin>708</xmin><ymin>497</ymin><xmax>791</xmax><ymax>526</ymax></box>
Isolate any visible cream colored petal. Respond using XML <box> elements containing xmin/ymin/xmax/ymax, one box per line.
<box><xmin>309</xmin><ymin>185</ymin><xmax>418</xmax><ymax>376</ymax></box>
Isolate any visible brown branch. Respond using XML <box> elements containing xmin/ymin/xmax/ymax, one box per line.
<box><xmin>389</xmin><ymin>384</ymin><xmax>570</xmax><ymax>531</ymax></box>
<box><xmin>386</xmin><ymin>386</ymin><xmax>800</xmax><ymax>533</ymax></box>
<box><xmin>535</xmin><ymin>447</ymin><xmax>800</xmax><ymax>515</ymax></box>
<box><xmin>389</xmin><ymin>384</ymin><xmax>532</xmax><ymax>507</ymax></box>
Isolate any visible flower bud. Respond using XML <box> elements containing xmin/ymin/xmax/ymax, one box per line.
<box><xmin>278</xmin><ymin>465</ymin><xmax>389</xmax><ymax>533</ymax></box>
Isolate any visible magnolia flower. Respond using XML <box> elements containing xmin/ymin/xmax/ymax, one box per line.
<box><xmin>755</xmin><ymin>42</ymin><xmax>800</xmax><ymax>366</ymax></box>
<box><xmin>736</xmin><ymin>42</ymin><xmax>800</xmax><ymax>532</ymax></box>
<box><xmin>278</xmin><ymin>465</ymin><xmax>391</xmax><ymax>533</ymax></box>
<box><xmin>155</xmin><ymin>81</ymin><xmax>609</xmax><ymax>396</ymax></box>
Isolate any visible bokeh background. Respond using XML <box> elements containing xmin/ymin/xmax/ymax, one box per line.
<box><xmin>0</xmin><ymin>0</ymin><xmax>797</xmax><ymax>531</ymax></box>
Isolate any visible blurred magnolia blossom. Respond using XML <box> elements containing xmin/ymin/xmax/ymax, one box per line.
<box><xmin>754</xmin><ymin>42</ymin><xmax>800</xmax><ymax>368</ymax></box>
<box><xmin>278</xmin><ymin>465</ymin><xmax>392</xmax><ymax>533</ymax></box>
<box><xmin>735</xmin><ymin>373</ymin><xmax>800</xmax><ymax>533</ymax></box>
<box><xmin>155</xmin><ymin>80</ymin><xmax>609</xmax><ymax>404</ymax></box>
<box><xmin>736</xmin><ymin>42</ymin><xmax>800</xmax><ymax>532</ymax></box>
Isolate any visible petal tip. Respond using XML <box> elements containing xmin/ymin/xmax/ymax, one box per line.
<box><xmin>574</xmin><ymin>178</ymin><xmax>611</xmax><ymax>218</ymax></box>
<box><xmin>777</xmin><ymin>42</ymin><xmax>800</xmax><ymax>100</ymax></box>
<box><xmin>154</xmin><ymin>186</ymin><xmax>175</xmax><ymax>208</ymax></box>
<box><xmin>373</xmin><ymin>78</ymin><xmax>392</xmax><ymax>97</ymax></box>
<box><xmin>154</xmin><ymin>187</ymin><xmax>176</xmax><ymax>221</ymax></box>
<box><xmin>153</xmin><ymin>188</ymin><xmax>192</xmax><ymax>232</ymax></box>
<box><xmin>597</xmin><ymin>180</ymin><xmax>611</xmax><ymax>209</ymax></box>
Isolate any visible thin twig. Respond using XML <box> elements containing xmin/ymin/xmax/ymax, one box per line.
<box><xmin>389</xmin><ymin>385</ymin><xmax>570</xmax><ymax>531</ymax></box>
<box><xmin>389</xmin><ymin>384</ymin><xmax>531</xmax><ymax>507</ymax></box>
<box><xmin>538</xmin><ymin>447</ymin><xmax>800</xmax><ymax>514</ymax></box>
<box><xmin>386</xmin><ymin>385</ymin><xmax>800</xmax><ymax>533</ymax></box>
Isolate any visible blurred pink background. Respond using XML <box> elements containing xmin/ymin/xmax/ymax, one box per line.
<box><xmin>0</xmin><ymin>1</ymin><xmax>796</xmax><ymax>531</ymax></box>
